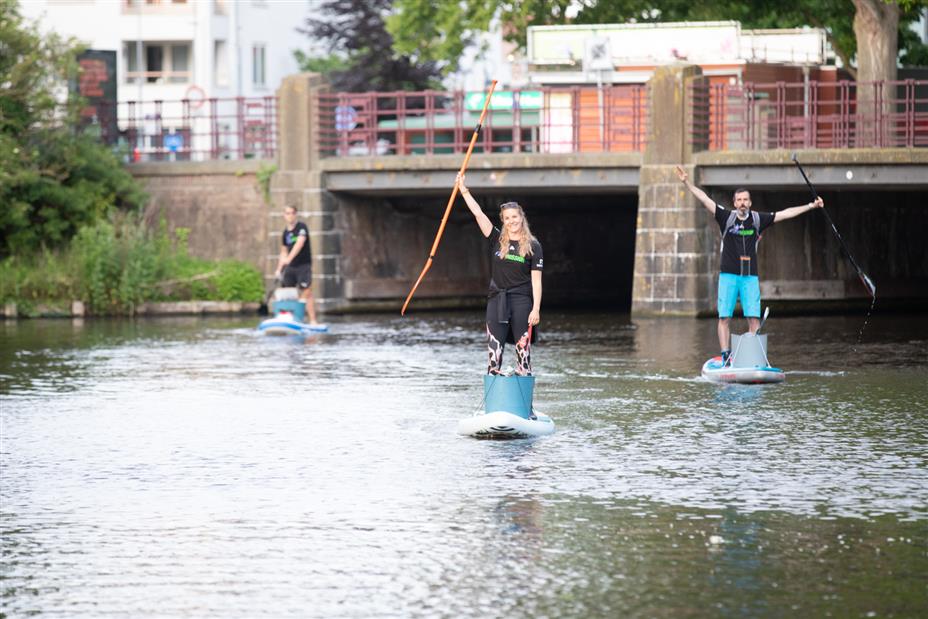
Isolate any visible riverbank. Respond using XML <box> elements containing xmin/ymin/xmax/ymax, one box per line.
<box><xmin>2</xmin><ymin>300</ymin><xmax>260</xmax><ymax>319</ymax></box>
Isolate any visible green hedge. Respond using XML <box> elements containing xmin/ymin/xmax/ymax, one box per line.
<box><xmin>0</xmin><ymin>215</ymin><xmax>264</xmax><ymax>315</ymax></box>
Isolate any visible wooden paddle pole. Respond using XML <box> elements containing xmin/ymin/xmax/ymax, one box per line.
<box><xmin>401</xmin><ymin>80</ymin><xmax>498</xmax><ymax>316</ymax></box>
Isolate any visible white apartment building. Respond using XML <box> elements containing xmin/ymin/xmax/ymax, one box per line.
<box><xmin>20</xmin><ymin>0</ymin><xmax>313</xmax><ymax>101</ymax></box>
<box><xmin>19</xmin><ymin>0</ymin><xmax>316</xmax><ymax>160</ymax></box>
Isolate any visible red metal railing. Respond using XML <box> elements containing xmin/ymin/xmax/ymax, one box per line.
<box><xmin>91</xmin><ymin>79</ymin><xmax>927</xmax><ymax>162</ymax></box>
<box><xmin>94</xmin><ymin>96</ymin><xmax>277</xmax><ymax>162</ymax></box>
<box><xmin>316</xmin><ymin>86</ymin><xmax>649</xmax><ymax>158</ymax></box>
<box><xmin>690</xmin><ymin>79</ymin><xmax>928</xmax><ymax>150</ymax></box>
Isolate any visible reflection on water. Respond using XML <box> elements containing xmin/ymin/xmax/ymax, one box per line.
<box><xmin>1</xmin><ymin>312</ymin><xmax>926</xmax><ymax>618</ymax></box>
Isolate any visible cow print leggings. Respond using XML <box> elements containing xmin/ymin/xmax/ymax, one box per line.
<box><xmin>485</xmin><ymin>292</ymin><xmax>533</xmax><ymax>375</ymax></box>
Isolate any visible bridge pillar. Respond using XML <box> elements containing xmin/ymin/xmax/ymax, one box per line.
<box><xmin>270</xmin><ymin>73</ymin><xmax>345</xmax><ymax>311</ymax></box>
<box><xmin>633</xmin><ymin>64</ymin><xmax>715</xmax><ymax>316</ymax></box>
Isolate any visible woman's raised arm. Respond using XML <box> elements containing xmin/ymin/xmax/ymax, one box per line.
<box><xmin>457</xmin><ymin>173</ymin><xmax>493</xmax><ymax>237</ymax></box>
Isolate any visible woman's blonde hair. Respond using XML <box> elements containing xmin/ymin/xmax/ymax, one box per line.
<box><xmin>497</xmin><ymin>202</ymin><xmax>537</xmax><ymax>259</ymax></box>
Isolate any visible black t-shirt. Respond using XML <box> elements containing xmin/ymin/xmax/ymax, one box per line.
<box><xmin>487</xmin><ymin>226</ymin><xmax>543</xmax><ymax>291</ymax></box>
<box><xmin>714</xmin><ymin>205</ymin><xmax>775</xmax><ymax>276</ymax></box>
<box><xmin>282</xmin><ymin>222</ymin><xmax>312</xmax><ymax>266</ymax></box>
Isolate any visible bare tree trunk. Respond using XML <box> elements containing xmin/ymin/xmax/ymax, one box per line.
<box><xmin>853</xmin><ymin>0</ymin><xmax>899</xmax><ymax>146</ymax></box>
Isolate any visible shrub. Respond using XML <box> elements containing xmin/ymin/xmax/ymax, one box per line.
<box><xmin>0</xmin><ymin>248</ymin><xmax>77</xmax><ymax>304</ymax></box>
<box><xmin>214</xmin><ymin>261</ymin><xmax>264</xmax><ymax>302</ymax></box>
<box><xmin>1</xmin><ymin>213</ymin><xmax>266</xmax><ymax>314</ymax></box>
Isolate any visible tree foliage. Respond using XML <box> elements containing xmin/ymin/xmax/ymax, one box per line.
<box><xmin>388</xmin><ymin>0</ymin><xmax>928</xmax><ymax>77</ymax></box>
<box><xmin>296</xmin><ymin>0</ymin><xmax>443</xmax><ymax>91</ymax></box>
<box><xmin>386</xmin><ymin>0</ymin><xmax>498</xmax><ymax>75</ymax></box>
<box><xmin>0</xmin><ymin>0</ymin><xmax>146</xmax><ymax>259</ymax></box>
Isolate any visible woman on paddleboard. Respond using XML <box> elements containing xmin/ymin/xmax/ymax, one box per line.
<box><xmin>457</xmin><ymin>173</ymin><xmax>543</xmax><ymax>376</ymax></box>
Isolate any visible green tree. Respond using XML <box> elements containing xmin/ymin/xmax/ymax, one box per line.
<box><xmin>0</xmin><ymin>0</ymin><xmax>146</xmax><ymax>258</ymax></box>
<box><xmin>385</xmin><ymin>0</ymin><xmax>499</xmax><ymax>76</ymax></box>
<box><xmin>297</xmin><ymin>0</ymin><xmax>443</xmax><ymax>91</ymax></box>
<box><xmin>388</xmin><ymin>0</ymin><xmax>928</xmax><ymax>79</ymax></box>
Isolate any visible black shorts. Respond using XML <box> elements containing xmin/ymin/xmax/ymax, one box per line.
<box><xmin>486</xmin><ymin>292</ymin><xmax>537</xmax><ymax>345</ymax></box>
<box><xmin>281</xmin><ymin>263</ymin><xmax>312</xmax><ymax>289</ymax></box>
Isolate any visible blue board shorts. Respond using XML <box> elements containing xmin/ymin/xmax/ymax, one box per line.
<box><xmin>718</xmin><ymin>273</ymin><xmax>761</xmax><ymax>318</ymax></box>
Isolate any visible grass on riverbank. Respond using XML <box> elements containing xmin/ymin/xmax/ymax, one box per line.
<box><xmin>0</xmin><ymin>215</ymin><xmax>264</xmax><ymax>316</ymax></box>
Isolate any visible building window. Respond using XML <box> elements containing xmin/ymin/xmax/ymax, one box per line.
<box><xmin>145</xmin><ymin>45</ymin><xmax>163</xmax><ymax>82</ymax></box>
<box><xmin>170</xmin><ymin>44</ymin><xmax>189</xmax><ymax>84</ymax></box>
<box><xmin>252</xmin><ymin>44</ymin><xmax>266</xmax><ymax>88</ymax></box>
<box><xmin>214</xmin><ymin>40</ymin><xmax>229</xmax><ymax>87</ymax></box>
<box><xmin>126</xmin><ymin>42</ymin><xmax>140</xmax><ymax>82</ymax></box>
<box><xmin>124</xmin><ymin>41</ymin><xmax>192</xmax><ymax>84</ymax></box>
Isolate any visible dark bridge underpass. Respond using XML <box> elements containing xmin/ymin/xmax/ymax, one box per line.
<box><xmin>329</xmin><ymin>187</ymin><xmax>639</xmax><ymax>312</ymax></box>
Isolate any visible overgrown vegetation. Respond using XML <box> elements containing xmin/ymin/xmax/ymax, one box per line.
<box><xmin>255</xmin><ymin>162</ymin><xmax>278</xmax><ymax>205</ymax></box>
<box><xmin>0</xmin><ymin>216</ymin><xmax>265</xmax><ymax>315</ymax></box>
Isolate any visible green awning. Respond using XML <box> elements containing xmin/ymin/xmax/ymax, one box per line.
<box><xmin>378</xmin><ymin>110</ymin><xmax>541</xmax><ymax>130</ymax></box>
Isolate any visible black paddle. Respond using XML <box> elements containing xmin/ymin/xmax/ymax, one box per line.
<box><xmin>257</xmin><ymin>277</ymin><xmax>279</xmax><ymax>316</ymax></box>
<box><xmin>791</xmin><ymin>153</ymin><xmax>877</xmax><ymax>300</ymax></box>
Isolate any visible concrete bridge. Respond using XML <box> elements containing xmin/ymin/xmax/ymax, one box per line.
<box><xmin>135</xmin><ymin>67</ymin><xmax>928</xmax><ymax>316</ymax></box>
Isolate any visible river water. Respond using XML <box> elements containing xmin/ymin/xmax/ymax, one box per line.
<box><xmin>1</xmin><ymin>311</ymin><xmax>926</xmax><ymax>618</ymax></box>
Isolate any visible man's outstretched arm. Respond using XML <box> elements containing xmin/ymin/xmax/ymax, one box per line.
<box><xmin>774</xmin><ymin>196</ymin><xmax>824</xmax><ymax>222</ymax></box>
<box><xmin>675</xmin><ymin>165</ymin><xmax>716</xmax><ymax>214</ymax></box>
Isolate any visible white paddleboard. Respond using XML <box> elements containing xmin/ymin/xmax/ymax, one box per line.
<box><xmin>701</xmin><ymin>356</ymin><xmax>785</xmax><ymax>384</ymax></box>
<box><xmin>258</xmin><ymin>313</ymin><xmax>328</xmax><ymax>336</ymax></box>
<box><xmin>457</xmin><ymin>410</ymin><xmax>555</xmax><ymax>439</ymax></box>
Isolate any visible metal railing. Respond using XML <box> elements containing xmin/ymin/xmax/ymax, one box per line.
<box><xmin>87</xmin><ymin>78</ymin><xmax>928</xmax><ymax>162</ymax></box>
<box><xmin>89</xmin><ymin>96</ymin><xmax>277</xmax><ymax>162</ymax></box>
<box><xmin>316</xmin><ymin>86</ymin><xmax>649</xmax><ymax>158</ymax></box>
<box><xmin>690</xmin><ymin>78</ymin><xmax>928</xmax><ymax>150</ymax></box>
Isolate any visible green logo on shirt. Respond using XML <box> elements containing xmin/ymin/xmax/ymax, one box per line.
<box><xmin>738</xmin><ymin>229</ymin><xmax>755</xmax><ymax>236</ymax></box>
<box><xmin>504</xmin><ymin>254</ymin><xmax>526</xmax><ymax>263</ymax></box>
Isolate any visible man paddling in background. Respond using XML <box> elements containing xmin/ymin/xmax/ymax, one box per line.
<box><xmin>274</xmin><ymin>205</ymin><xmax>319</xmax><ymax>325</ymax></box>
<box><xmin>675</xmin><ymin>165</ymin><xmax>823</xmax><ymax>365</ymax></box>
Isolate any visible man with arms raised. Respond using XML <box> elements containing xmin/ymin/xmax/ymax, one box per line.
<box><xmin>675</xmin><ymin>165</ymin><xmax>823</xmax><ymax>365</ymax></box>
